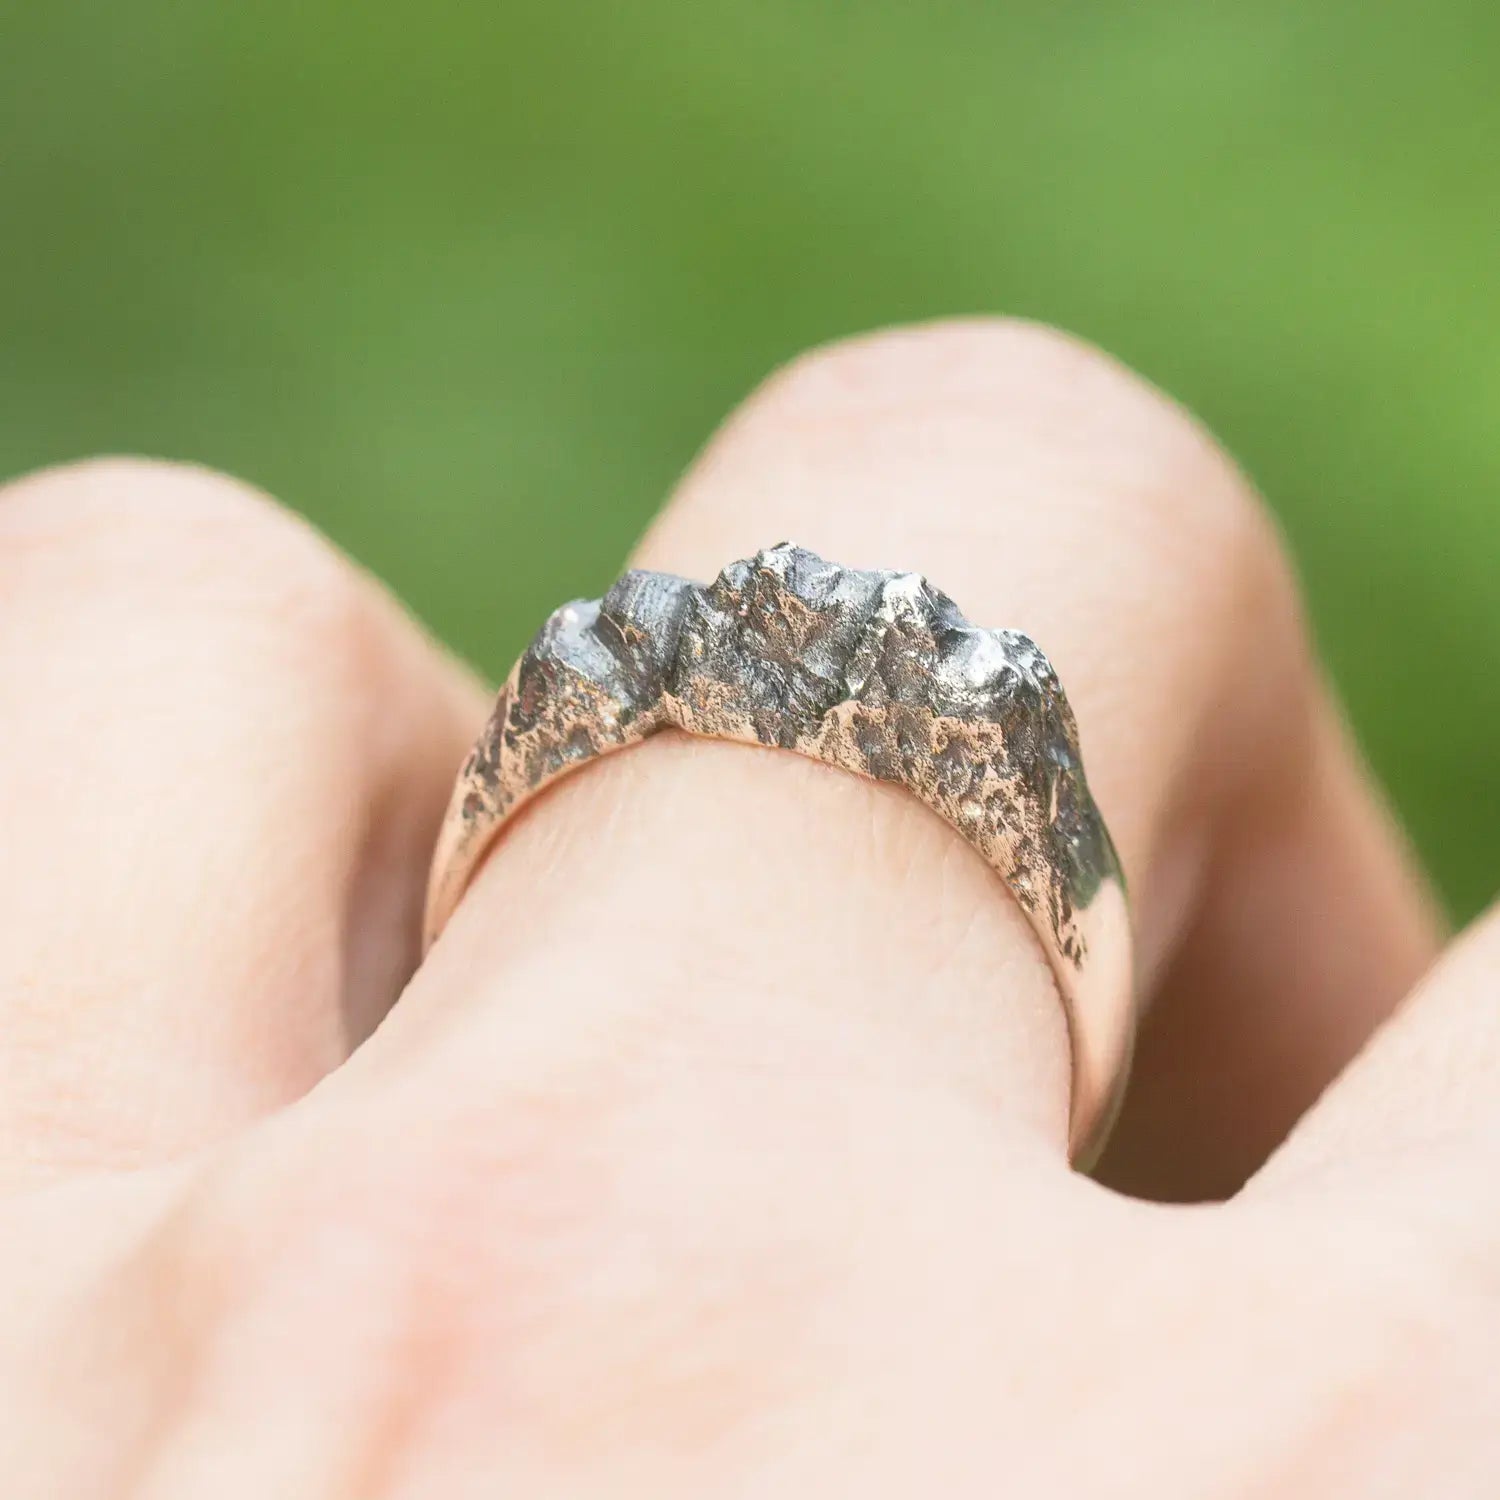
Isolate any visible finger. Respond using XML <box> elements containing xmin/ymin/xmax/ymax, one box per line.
<box><xmin>0</xmin><ymin>459</ymin><xmax>484</xmax><ymax>1187</ymax></box>
<box><xmin>1252</xmin><ymin>901</ymin><xmax>1500</xmax><ymax>1198</ymax></box>
<box><xmin>1098</xmin><ymin>690</ymin><xmax>1443</xmax><ymax>1198</ymax></box>
<box><xmin>390</xmin><ymin>318</ymin><xmax>1438</xmax><ymax>1196</ymax></box>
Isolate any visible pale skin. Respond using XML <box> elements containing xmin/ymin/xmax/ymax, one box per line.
<box><xmin>1</xmin><ymin>319</ymin><xmax>1494</xmax><ymax>1497</ymax></box>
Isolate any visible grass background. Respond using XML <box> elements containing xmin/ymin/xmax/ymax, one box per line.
<box><xmin>4</xmin><ymin>1</ymin><xmax>1496</xmax><ymax>917</ymax></box>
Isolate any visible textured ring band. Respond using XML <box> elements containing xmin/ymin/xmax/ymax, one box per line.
<box><xmin>424</xmin><ymin>543</ymin><xmax>1134</xmax><ymax>1166</ymax></box>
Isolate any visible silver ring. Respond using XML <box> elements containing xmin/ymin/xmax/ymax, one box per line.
<box><xmin>424</xmin><ymin>543</ymin><xmax>1134</xmax><ymax>1166</ymax></box>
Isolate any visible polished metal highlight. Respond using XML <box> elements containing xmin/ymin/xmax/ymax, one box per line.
<box><xmin>424</xmin><ymin>543</ymin><xmax>1133</xmax><ymax>1165</ymax></box>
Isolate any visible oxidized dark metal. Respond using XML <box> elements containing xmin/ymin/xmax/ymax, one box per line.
<box><xmin>424</xmin><ymin>544</ymin><xmax>1133</xmax><ymax>1165</ymax></box>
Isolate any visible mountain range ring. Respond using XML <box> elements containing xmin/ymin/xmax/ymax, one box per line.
<box><xmin>423</xmin><ymin>543</ymin><xmax>1134</xmax><ymax>1167</ymax></box>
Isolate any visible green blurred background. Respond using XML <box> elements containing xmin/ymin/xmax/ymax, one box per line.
<box><xmin>4</xmin><ymin>2</ymin><xmax>1496</xmax><ymax>916</ymax></box>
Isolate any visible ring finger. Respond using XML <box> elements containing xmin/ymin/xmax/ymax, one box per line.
<box><xmin>392</xmin><ymin>317</ymin><xmax>1441</xmax><ymax>1198</ymax></box>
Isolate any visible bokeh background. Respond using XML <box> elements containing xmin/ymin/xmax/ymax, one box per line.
<box><xmin>4</xmin><ymin>2</ymin><xmax>1496</xmax><ymax>916</ymax></box>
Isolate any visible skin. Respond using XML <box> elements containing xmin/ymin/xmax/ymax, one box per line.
<box><xmin>0</xmin><ymin>318</ymin><xmax>1493</xmax><ymax>1497</ymax></box>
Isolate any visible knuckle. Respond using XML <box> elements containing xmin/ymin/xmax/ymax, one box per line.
<box><xmin>661</xmin><ymin>320</ymin><xmax>1318</xmax><ymax>816</ymax></box>
<box><xmin>708</xmin><ymin>318</ymin><xmax>1298</xmax><ymax>633</ymax></box>
<box><xmin>758</xmin><ymin>315</ymin><xmax>1127</xmax><ymax>411</ymax></box>
<box><xmin>3</xmin><ymin>455</ymin><xmax>384</xmax><ymax>704</ymax></box>
<box><xmin>7</xmin><ymin>455</ymin><xmax>300</xmax><ymax>553</ymax></box>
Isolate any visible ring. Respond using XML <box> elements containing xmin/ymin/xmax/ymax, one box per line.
<box><xmin>424</xmin><ymin>543</ymin><xmax>1134</xmax><ymax>1166</ymax></box>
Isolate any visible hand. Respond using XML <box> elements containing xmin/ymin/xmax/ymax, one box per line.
<box><xmin>2</xmin><ymin>320</ymin><xmax>1486</xmax><ymax>1498</ymax></box>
